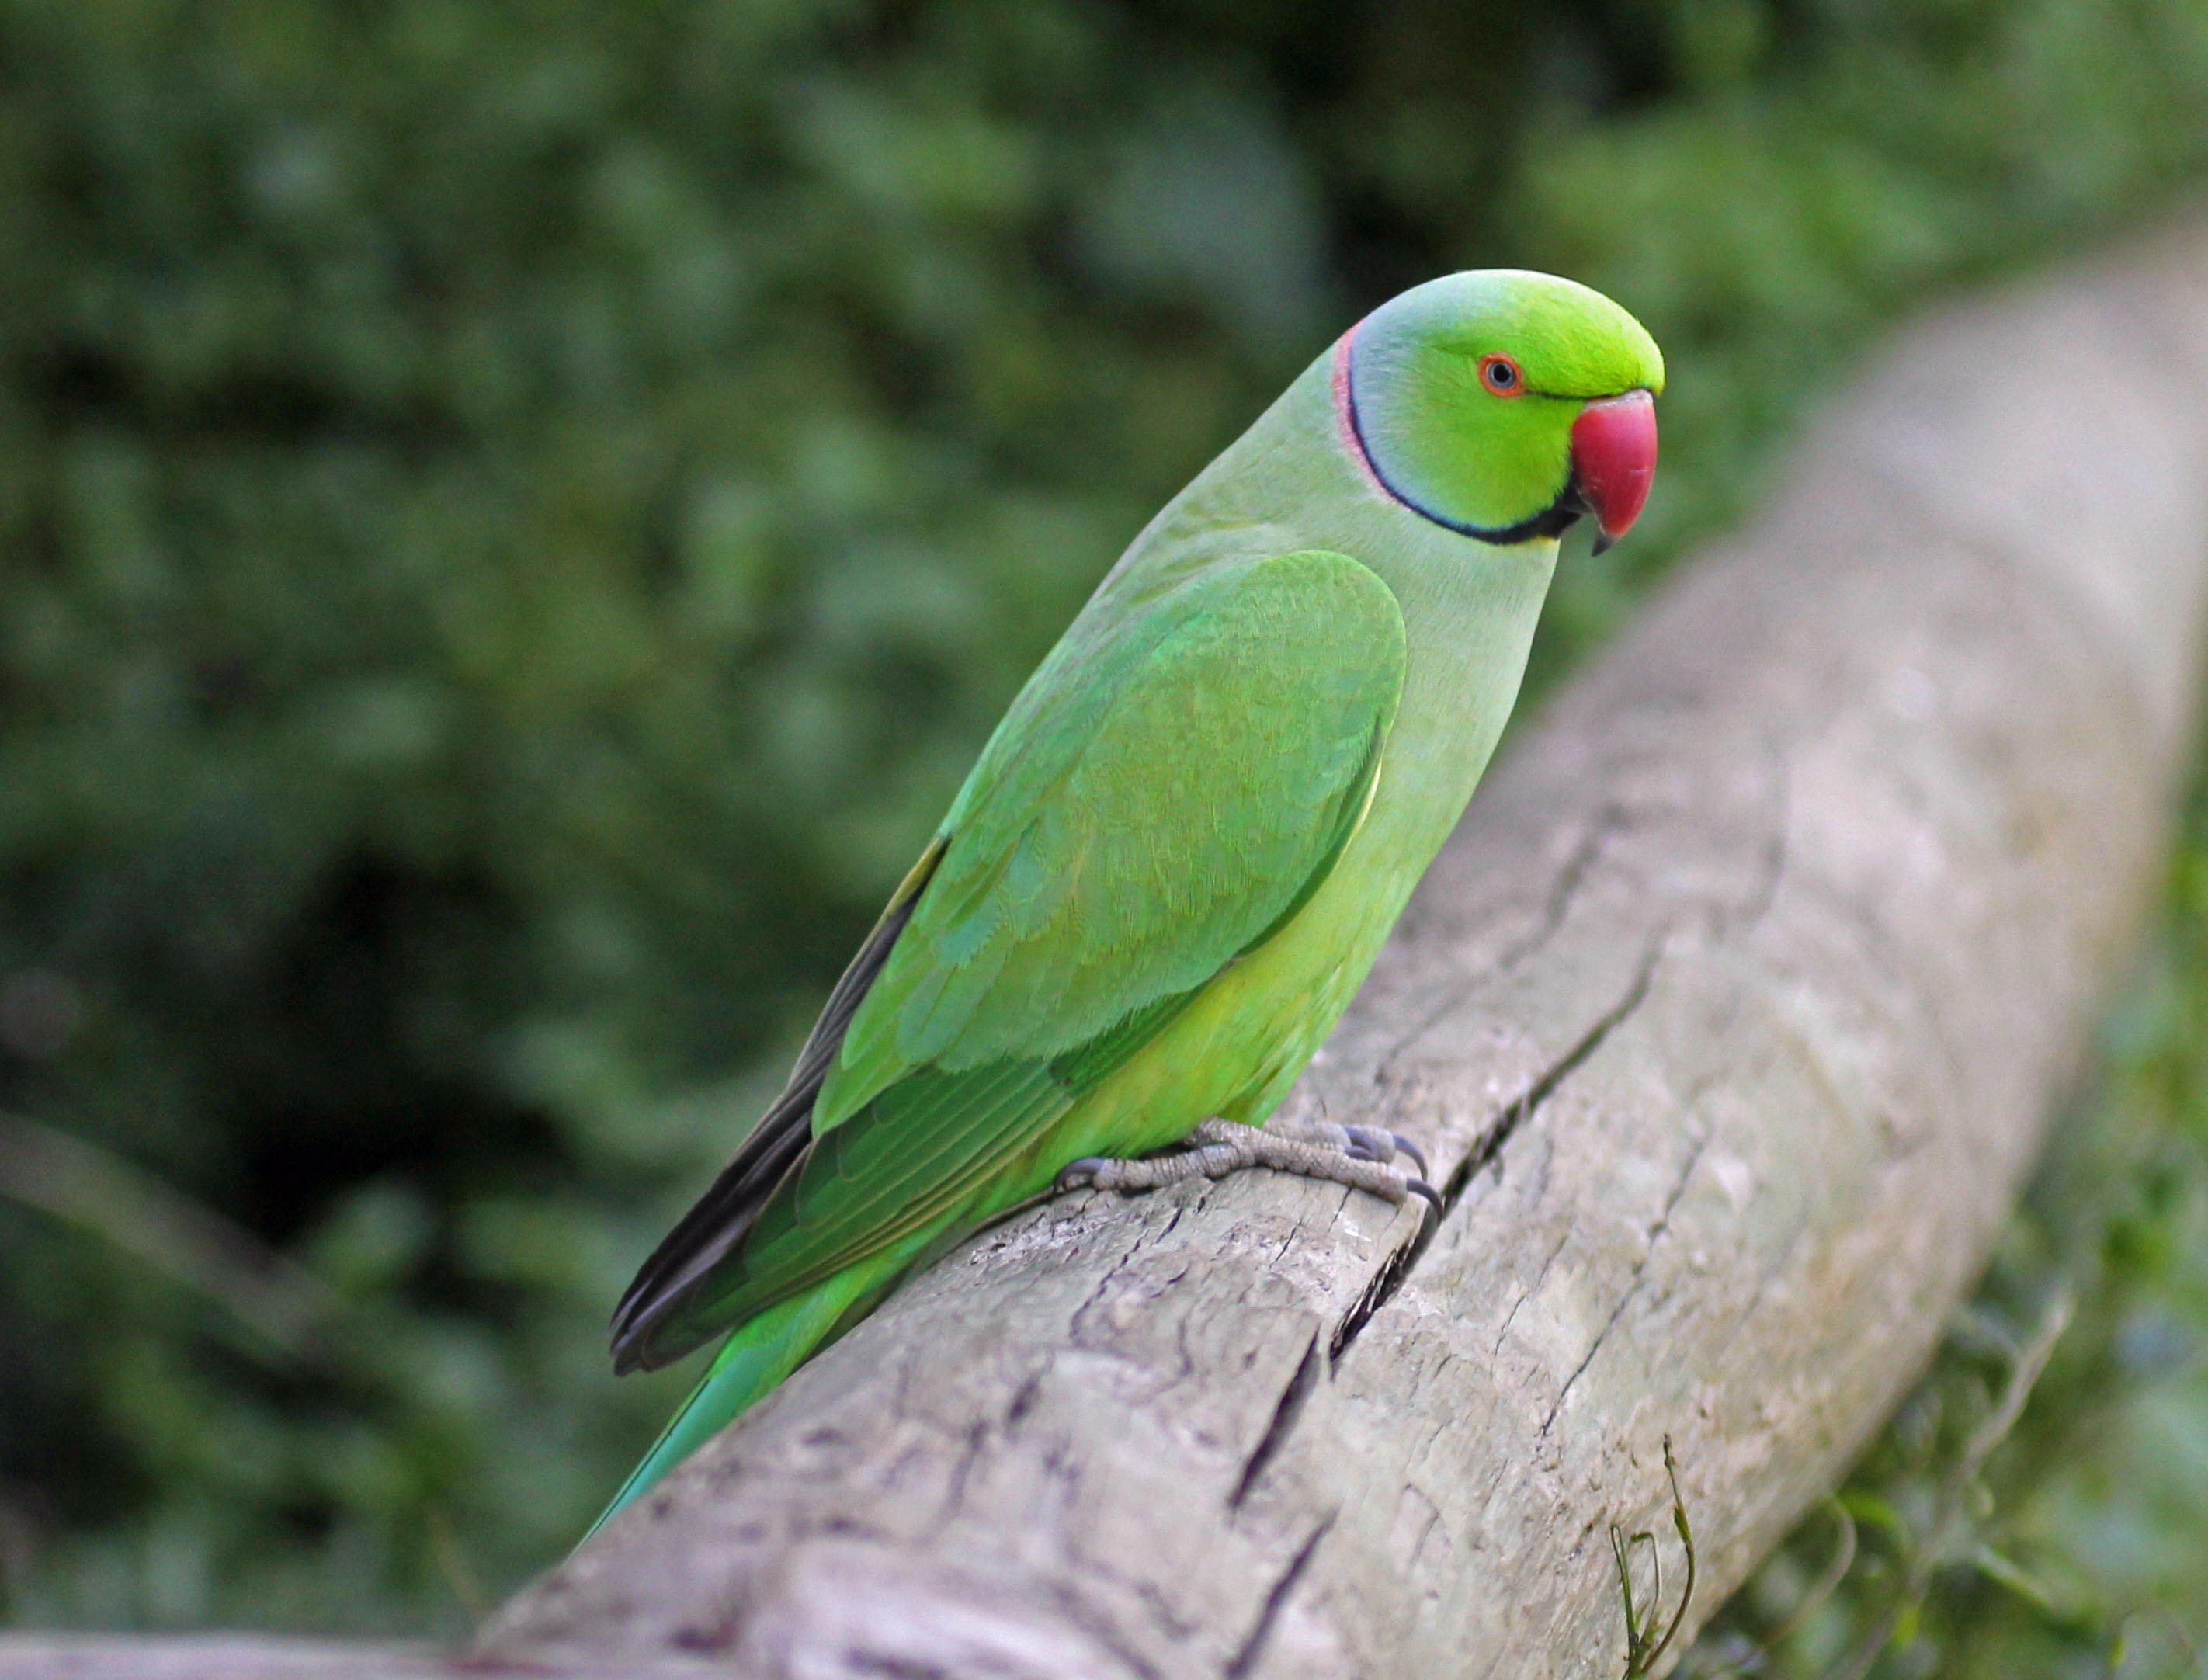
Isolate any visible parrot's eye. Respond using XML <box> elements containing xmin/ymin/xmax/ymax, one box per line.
<box><xmin>1479</xmin><ymin>354</ymin><xmax>1525</xmax><ymax>396</ymax></box>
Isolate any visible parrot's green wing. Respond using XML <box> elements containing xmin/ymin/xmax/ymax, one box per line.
<box><xmin>610</xmin><ymin>550</ymin><xmax>1406</xmax><ymax>1370</ymax></box>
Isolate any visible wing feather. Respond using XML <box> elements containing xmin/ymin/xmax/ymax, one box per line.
<box><xmin>612</xmin><ymin>551</ymin><xmax>1406</xmax><ymax>1372</ymax></box>
<box><xmin>608</xmin><ymin>836</ymin><xmax>946</xmax><ymax>1369</ymax></box>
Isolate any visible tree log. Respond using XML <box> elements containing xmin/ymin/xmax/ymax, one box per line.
<box><xmin>10</xmin><ymin>226</ymin><xmax>2208</xmax><ymax>1680</ymax></box>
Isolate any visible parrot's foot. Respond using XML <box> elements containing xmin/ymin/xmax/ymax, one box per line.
<box><xmin>1057</xmin><ymin>1117</ymin><xmax>1441</xmax><ymax>1217</ymax></box>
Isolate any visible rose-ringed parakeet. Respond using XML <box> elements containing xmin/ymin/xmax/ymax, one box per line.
<box><xmin>595</xmin><ymin>269</ymin><xmax>1662</xmax><ymax>1532</ymax></box>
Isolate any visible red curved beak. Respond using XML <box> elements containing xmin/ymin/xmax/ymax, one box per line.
<box><xmin>1571</xmin><ymin>389</ymin><xmax>1658</xmax><ymax>555</ymax></box>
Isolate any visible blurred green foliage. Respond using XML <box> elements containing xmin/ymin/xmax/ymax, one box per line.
<box><xmin>0</xmin><ymin>0</ymin><xmax>2204</xmax><ymax>1646</ymax></box>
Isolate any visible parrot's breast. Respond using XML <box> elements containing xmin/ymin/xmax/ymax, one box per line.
<box><xmin>1018</xmin><ymin>356</ymin><xmax>1563</xmax><ymax>1183</ymax></box>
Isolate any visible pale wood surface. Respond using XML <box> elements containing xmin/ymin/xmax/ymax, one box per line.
<box><xmin>11</xmin><ymin>226</ymin><xmax>2208</xmax><ymax>1680</ymax></box>
<box><xmin>0</xmin><ymin>1633</ymin><xmax>723</xmax><ymax>1679</ymax></box>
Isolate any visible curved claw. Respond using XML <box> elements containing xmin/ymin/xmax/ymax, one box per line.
<box><xmin>1057</xmin><ymin>1158</ymin><xmax>1111</xmax><ymax>1191</ymax></box>
<box><xmin>1334</xmin><ymin>1123</ymin><xmax>1430</xmax><ymax>1180</ymax></box>
<box><xmin>1406</xmin><ymin>1178</ymin><xmax>1443</xmax><ymax>1222</ymax></box>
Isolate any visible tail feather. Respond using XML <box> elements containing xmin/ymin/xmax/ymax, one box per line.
<box><xmin>585</xmin><ymin>1252</ymin><xmax>904</xmax><ymax>1542</ymax></box>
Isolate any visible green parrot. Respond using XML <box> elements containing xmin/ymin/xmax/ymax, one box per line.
<box><xmin>595</xmin><ymin>269</ymin><xmax>1662</xmax><ymax>1532</ymax></box>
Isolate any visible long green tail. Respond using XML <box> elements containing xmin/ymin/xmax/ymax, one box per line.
<box><xmin>585</xmin><ymin>1249</ymin><xmax>907</xmax><ymax>1540</ymax></box>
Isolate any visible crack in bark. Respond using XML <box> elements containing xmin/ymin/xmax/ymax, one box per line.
<box><xmin>1070</xmin><ymin>1203</ymin><xmax>1189</xmax><ymax>1342</ymax></box>
<box><xmin>1231</xmin><ymin>1331</ymin><xmax>1323</xmax><ymax>1512</ymax></box>
<box><xmin>1492</xmin><ymin>803</ymin><xmax>1633</xmax><ymax>974</ymax></box>
<box><xmin>1370</xmin><ymin>805</ymin><xmax>1637</xmax><ymax>1092</ymax></box>
<box><xmin>1221</xmin><ymin>1512</ymin><xmax>1335</xmax><ymax>1680</ymax></box>
<box><xmin>1324</xmin><ymin>1223</ymin><xmax>1422</xmax><ymax>1366</ymax></box>
<box><xmin>1725</xmin><ymin>745</ymin><xmax>1792</xmax><ymax>940</ymax></box>
<box><xmin>1039</xmin><ymin>1574</ymin><xmax>1172</xmax><ymax>1680</ymax></box>
<box><xmin>939</xmin><ymin>1419</ymin><xmax>990</xmax><ymax>1522</ymax></box>
<box><xmin>1491</xmin><ymin>1229</ymin><xmax>1574</xmax><ymax>1356</ymax></box>
<box><xmin>846</xmin><ymin>1655</ymin><xmax>953</xmax><ymax>1679</ymax></box>
<box><xmin>1540</xmin><ymin>1132</ymin><xmax>1708</xmax><ymax>1437</ymax></box>
<box><xmin>1325</xmin><ymin>947</ymin><xmax>1661</xmax><ymax>1366</ymax></box>
<box><xmin>1437</xmin><ymin>946</ymin><xmax>1665</xmax><ymax>1212</ymax></box>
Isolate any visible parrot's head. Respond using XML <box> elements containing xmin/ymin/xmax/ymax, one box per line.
<box><xmin>1336</xmin><ymin>269</ymin><xmax>1664</xmax><ymax>554</ymax></box>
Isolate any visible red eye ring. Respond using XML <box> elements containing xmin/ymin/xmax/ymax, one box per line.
<box><xmin>1479</xmin><ymin>353</ymin><xmax>1526</xmax><ymax>397</ymax></box>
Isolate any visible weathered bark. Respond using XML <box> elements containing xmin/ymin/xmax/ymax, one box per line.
<box><xmin>0</xmin><ymin>1635</ymin><xmax>718</xmax><ymax>1678</ymax></box>
<box><xmin>10</xmin><ymin>225</ymin><xmax>2208</xmax><ymax>1680</ymax></box>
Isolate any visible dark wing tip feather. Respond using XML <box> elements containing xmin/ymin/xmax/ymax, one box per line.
<box><xmin>609</xmin><ymin>1109</ymin><xmax>813</xmax><ymax>1372</ymax></box>
<box><xmin>608</xmin><ymin>835</ymin><xmax>948</xmax><ymax>1374</ymax></box>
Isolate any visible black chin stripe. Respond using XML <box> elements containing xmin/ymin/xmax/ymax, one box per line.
<box><xmin>1343</xmin><ymin>347</ymin><xmax>1589</xmax><ymax>545</ymax></box>
<box><xmin>1434</xmin><ymin>476</ymin><xmax>1590</xmax><ymax>545</ymax></box>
